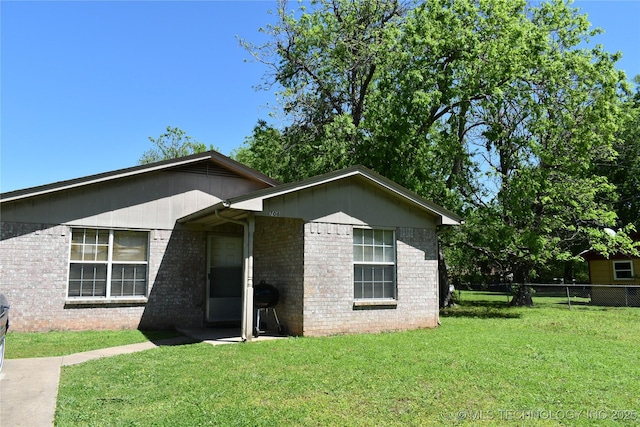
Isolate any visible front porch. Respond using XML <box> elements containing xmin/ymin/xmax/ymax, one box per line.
<box><xmin>176</xmin><ymin>327</ymin><xmax>286</xmax><ymax>344</ymax></box>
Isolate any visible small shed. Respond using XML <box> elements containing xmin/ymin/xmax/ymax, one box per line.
<box><xmin>581</xmin><ymin>234</ymin><xmax>640</xmax><ymax>307</ymax></box>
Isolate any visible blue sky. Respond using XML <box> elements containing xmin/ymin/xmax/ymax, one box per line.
<box><xmin>1</xmin><ymin>0</ymin><xmax>639</xmax><ymax>193</ymax></box>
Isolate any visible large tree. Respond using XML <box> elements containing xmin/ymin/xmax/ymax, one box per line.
<box><xmin>236</xmin><ymin>0</ymin><xmax>633</xmax><ymax>305</ymax></box>
<box><xmin>236</xmin><ymin>0</ymin><xmax>407</xmax><ymax>181</ymax></box>
<box><xmin>600</xmin><ymin>77</ymin><xmax>640</xmax><ymax>229</ymax></box>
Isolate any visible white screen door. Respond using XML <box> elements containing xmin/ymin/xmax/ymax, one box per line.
<box><xmin>207</xmin><ymin>235</ymin><xmax>243</xmax><ymax>323</ymax></box>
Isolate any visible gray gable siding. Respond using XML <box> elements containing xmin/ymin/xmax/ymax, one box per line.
<box><xmin>1</xmin><ymin>170</ymin><xmax>270</xmax><ymax>230</ymax></box>
<box><xmin>260</xmin><ymin>177</ymin><xmax>438</xmax><ymax>230</ymax></box>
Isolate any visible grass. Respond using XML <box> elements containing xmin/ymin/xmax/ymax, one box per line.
<box><xmin>54</xmin><ymin>292</ymin><xmax>640</xmax><ymax>426</ymax></box>
<box><xmin>5</xmin><ymin>329</ymin><xmax>179</xmax><ymax>359</ymax></box>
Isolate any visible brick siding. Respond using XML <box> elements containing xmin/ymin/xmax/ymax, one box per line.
<box><xmin>253</xmin><ymin>217</ymin><xmax>305</xmax><ymax>335</ymax></box>
<box><xmin>302</xmin><ymin>223</ymin><xmax>439</xmax><ymax>336</ymax></box>
<box><xmin>1</xmin><ymin>219</ymin><xmax>439</xmax><ymax>335</ymax></box>
<box><xmin>138</xmin><ymin>228</ymin><xmax>207</xmax><ymax>330</ymax></box>
<box><xmin>0</xmin><ymin>222</ymin><xmax>207</xmax><ymax>332</ymax></box>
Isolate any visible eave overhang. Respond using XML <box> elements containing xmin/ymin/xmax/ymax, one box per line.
<box><xmin>0</xmin><ymin>151</ymin><xmax>280</xmax><ymax>203</ymax></box>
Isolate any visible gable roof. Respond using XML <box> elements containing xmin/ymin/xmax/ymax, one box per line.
<box><xmin>179</xmin><ymin>165</ymin><xmax>463</xmax><ymax>226</ymax></box>
<box><xmin>0</xmin><ymin>151</ymin><xmax>280</xmax><ymax>203</ymax></box>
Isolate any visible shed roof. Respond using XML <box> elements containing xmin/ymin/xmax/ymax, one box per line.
<box><xmin>0</xmin><ymin>151</ymin><xmax>280</xmax><ymax>203</ymax></box>
<box><xmin>580</xmin><ymin>232</ymin><xmax>640</xmax><ymax>261</ymax></box>
<box><xmin>179</xmin><ymin>165</ymin><xmax>463</xmax><ymax>226</ymax></box>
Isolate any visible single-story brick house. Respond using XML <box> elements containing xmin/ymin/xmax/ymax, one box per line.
<box><xmin>581</xmin><ymin>233</ymin><xmax>640</xmax><ymax>307</ymax></box>
<box><xmin>0</xmin><ymin>151</ymin><xmax>462</xmax><ymax>339</ymax></box>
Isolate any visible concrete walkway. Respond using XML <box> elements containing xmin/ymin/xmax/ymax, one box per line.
<box><xmin>0</xmin><ymin>329</ymin><xmax>283</xmax><ymax>427</ymax></box>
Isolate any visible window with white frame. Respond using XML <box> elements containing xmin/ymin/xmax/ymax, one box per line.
<box><xmin>69</xmin><ymin>228</ymin><xmax>149</xmax><ymax>298</ymax></box>
<box><xmin>613</xmin><ymin>260</ymin><xmax>634</xmax><ymax>280</ymax></box>
<box><xmin>353</xmin><ymin>228</ymin><xmax>396</xmax><ymax>299</ymax></box>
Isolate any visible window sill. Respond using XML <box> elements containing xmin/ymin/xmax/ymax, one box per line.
<box><xmin>353</xmin><ymin>299</ymin><xmax>397</xmax><ymax>310</ymax></box>
<box><xmin>65</xmin><ymin>297</ymin><xmax>148</xmax><ymax>308</ymax></box>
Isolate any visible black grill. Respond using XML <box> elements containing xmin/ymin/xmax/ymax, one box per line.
<box><xmin>253</xmin><ymin>281</ymin><xmax>283</xmax><ymax>336</ymax></box>
<box><xmin>254</xmin><ymin>281</ymin><xmax>279</xmax><ymax>308</ymax></box>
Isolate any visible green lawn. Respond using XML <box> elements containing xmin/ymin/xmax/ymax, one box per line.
<box><xmin>5</xmin><ymin>329</ymin><xmax>179</xmax><ymax>359</ymax></box>
<box><xmin>54</xmin><ymin>292</ymin><xmax>639</xmax><ymax>426</ymax></box>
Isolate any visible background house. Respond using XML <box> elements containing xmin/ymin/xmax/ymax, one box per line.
<box><xmin>0</xmin><ymin>151</ymin><xmax>461</xmax><ymax>337</ymax></box>
<box><xmin>581</xmin><ymin>233</ymin><xmax>640</xmax><ymax>307</ymax></box>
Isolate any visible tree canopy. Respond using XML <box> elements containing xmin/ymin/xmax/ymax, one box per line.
<box><xmin>234</xmin><ymin>0</ymin><xmax>638</xmax><ymax>300</ymax></box>
<box><xmin>139</xmin><ymin>126</ymin><xmax>216</xmax><ymax>164</ymax></box>
<box><xmin>600</xmin><ymin>77</ymin><xmax>640</xmax><ymax>229</ymax></box>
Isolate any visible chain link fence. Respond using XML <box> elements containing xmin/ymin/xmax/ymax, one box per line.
<box><xmin>456</xmin><ymin>283</ymin><xmax>640</xmax><ymax>308</ymax></box>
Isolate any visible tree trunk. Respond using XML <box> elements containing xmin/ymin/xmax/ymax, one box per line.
<box><xmin>509</xmin><ymin>284</ymin><xmax>534</xmax><ymax>306</ymax></box>
<box><xmin>439</xmin><ymin>242</ymin><xmax>455</xmax><ymax>307</ymax></box>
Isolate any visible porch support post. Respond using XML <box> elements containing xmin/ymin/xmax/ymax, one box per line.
<box><xmin>241</xmin><ymin>214</ymin><xmax>255</xmax><ymax>342</ymax></box>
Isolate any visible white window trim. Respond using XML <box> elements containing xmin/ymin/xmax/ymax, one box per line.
<box><xmin>613</xmin><ymin>260</ymin><xmax>635</xmax><ymax>281</ymax></box>
<box><xmin>67</xmin><ymin>228</ymin><xmax>150</xmax><ymax>302</ymax></box>
<box><xmin>353</xmin><ymin>227</ymin><xmax>397</xmax><ymax>301</ymax></box>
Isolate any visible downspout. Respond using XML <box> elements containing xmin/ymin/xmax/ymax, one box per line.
<box><xmin>215</xmin><ymin>209</ymin><xmax>255</xmax><ymax>342</ymax></box>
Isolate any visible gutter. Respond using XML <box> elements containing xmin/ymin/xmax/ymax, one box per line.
<box><xmin>215</xmin><ymin>209</ymin><xmax>255</xmax><ymax>342</ymax></box>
